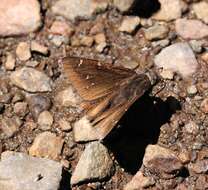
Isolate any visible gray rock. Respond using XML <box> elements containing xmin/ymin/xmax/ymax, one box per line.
<box><xmin>27</xmin><ymin>95</ymin><xmax>51</xmax><ymax>120</ymax></box>
<box><xmin>154</xmin><ymin>42</ymin><xmax>198</xmax><ymax>78</ymax></box>
<box><xmin>144</xmin><ymin>24</ymin><xmax>169</xmax><ymax>41</ymax></box>
<box><xmin>52</xmin><ymin>0</ymin><xmax>108</xmax><ymax>21</ymax></box>
<box><xmin>0</xmin><ymin>0</ymin><xmax>41</xmax><ymax>36</ymax></box>
<box><xmin>113</xmin><ymin>0</ymin><xmax>135</xmax><ymax>12</ymax></box>
<box><xmin>10</xmin><ymin>67</ymin><xmax>52</xmax><ymax>92</ymax></box>
<box><xmin>175</xmin><ymin>18</ymin><xmax>208</xmax><ymax>40</ymax></box>
<box><xmin>71</xmin><ymin>141</ymin><xmax>114</xmax><ymax>185</ymax></box>
<box><xmin>0</xmin><ymin>151</ymin><xmax>62</xmax><ymax>190</ymax></box>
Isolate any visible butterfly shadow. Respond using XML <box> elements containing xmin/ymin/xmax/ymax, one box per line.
<box><xmin>104</xmin><ymin>93</ymin><xmax>180</xmax><ymax>175</ymax></box>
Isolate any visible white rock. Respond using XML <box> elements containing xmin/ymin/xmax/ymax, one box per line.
<box><xmin>10</xmin><ymin>67</ymin><xmax>52</xmax><ymax>92</ymax></box>
<box><xmin>0</xmin><ymin>0</ymin><xmax>41</xmax><ymax>36</ymax></box>
<box><xmin>71</xmin><ymin>141</ymin><xmax>114</xmax><ymax>185</ymax></box>
<box><xmin>0</xmin><ymin>151</ymin><xmax>62</xmax><ymax>190</ymax></box>
<box><xmin>154</xmin><ymin>42</ymin><xmax>198</xmax><ymax>78</ymax></box>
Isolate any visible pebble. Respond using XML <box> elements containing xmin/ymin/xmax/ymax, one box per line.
<box><xmin>29</xmin><ymin>132</ymin><xmax>64</xmax><ymax>160</ymax></box>
<box><xmin>175</xmin><ymin>19</ymin><xmax>208</xmax><ymax>40</ymax></box>
<box><xmin>160</xmin><ymin>69</ymin><xmax>174</xmax><ymax>80</ymax></box>
<box><xmin>55</xmin><ymin>86</ymin><xmax>81</xmax><ymax>108</ymax></box>
<box><xmin>153</xmin><ymin>0</ymin><xmax>184</xmax><ymax>21</ymax></box>
<box><xmin>94</xmin><ymin>33</ymin><xmax>106</xmax><ymax>44</ymax></box>
<box><xmin>188</xmin><ymin>160</ymin><xmax>208</xmax><ymax>174</ymax></box>
<box><xmin>187</xmin><ymin>85</ymin><xmax>197</xmax><ymax>95</ymax></box>
<box><xmin>5</xmin><ymin>53</ymin><xmax>15</xmax><ymax>71</ymax></box>
<box><xmin>189</xmin><ymin>40</ymin><xmax>203</xmax><ymax>53</ymax></box>
<box><xmin>143</xmin><ymin>144</ymin><xmax>183</xmax><ymax>179</ymax></box>
<box><xmin>183</xmin><ymin>121</ymin><xmax>199</xmax><ymax>135</ymax></box>
<box><xmin>124</xmin><ymin>171</ymin><xmax>155</xmax><ymax>190</ymax></box>
<box><xmin>50</xmin><ymin>35</ymin><xmax>69</xmax><ymax>47</ymax></box>
<box><xmin>152</xmin><ymin>39</ymin><xmax>170</xmax><ymax>48</ymax></box>
<box><xmin>1</xmin><ymin>116</ymin><xmax>22</xmax><ymax>137</ymax></box>
<box><xmin>0</xmin><ymin>151</ymin><xmax>62</xmax><ymax>190</ymax></box>
<box><xmin>193</xmin><ymin>1</ymin><xmax>208</xmax><ymax>24</ymax></box>
<box><xmin>13</xmin><ymin>102</ymin><xmax>28</xmax><ymax>118</ymax></box>
<box><xmin>80</xmin><ymin>36</ymin><xmax>94</xmax><ymax>47</ymax></box>
<box><xmin>25</xmin><ymin>60</ymin><xmax>40</xmax><ymax>68</ymax></box>
<box><xmin>144</xmin><ymin>24</ymin><xmax>169</xmax><ymax>41</ymax></box>
<box><xmin>50</xmin><ymin>20</ymin><xmax>74</xmax><ymax>36</ymax></box>
<box><xmin>95</xmin><ymin>42</ymin><xmax>107</xmax><ymax>53</ymax></box>
<box><xmin>154</xmin><ymin>42</ymin><xmax>198</xmax><ymax>78</ymax></box>
<box><xmin>200</xmin><ymin>98</ymin><xmax>208</xmax><ymax>113</ymax></box>
<box><xmin>16</xmin><ymin>42</ymin><xmax>31</xmax><ymax>61</ymax></box>
<box><xmin>71</xmin><ymin>141</ymin><xmax>114</xmax><ymax>185</ymax></box>
<box><xmin>73</xmin><ymin>116</ymin><xmax>101</xmax><ymax>142</ymax></box>
<box><xmin>201</xmin><ymin>52</ymin><xmax>208</xmax><ymax>63</ymax></box>
<box><xmin>37</xmin><ymin>111</ymin><xmax>53</xmax><ymax>131</ymax></box>
<box><xmin>52</xmin><ymin>0</ymin><xmax>108</xmax><ymax>21</ymax></box>
<box><xmin>10</xmin><ymin>67</ymin><xmax>52</xmax><ymax>92</ymax></box>
<box><xmin>0</xmin><ymin>0</ymin><xmax>41</xmax><ymax>36</ymax></box>
<box><xmin>113</xmin><ymin>0</ymin><xmax>135</xmax><ymax>12</ymax></box>
<box><xmin>31</xmin><ymin>41</ymin><xmax>49</xmax><ymax>55</ymax></box>
<box><xmin>27</xmin><ymin>95</ymin><xmax>51</xmax><ymax>120</ymax></box>
<box><xmin>58</xmin><ymin>118</ymin><xmax>72</xmax><ymax>132</ymax></box>
<box><xmin>119</xmin><ymin>16</ymin><xmax>140</xmax><ymax>34</ymax></box>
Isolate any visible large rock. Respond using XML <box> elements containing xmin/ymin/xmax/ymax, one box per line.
<box><xmin>10</xmin><ymin>67</ymin><xmax>52</xmax><ymax>93</ymax></box>
<box><xmin>154</xmin><ymin>42</ymin><xmax>198</xmax><ymax>78</ymax></box>
<box><xmin>51</xmin><ymin>0</ymin><xmax>108</xmax><ymax>21</ymax></box>
<box><xmin>0</xmin><ymin>0</ymin><xmax>41</xmax><ymax>36</ymax></box>
<box><xmin>153</xmin><ymin>0</ymin><xmax>184</xmax><ymax>21</ymax></box>
<box><xmin>0</xmin><ymin>151</ymin><xmax>62</xmax><ymax>190</ymax></box>
<box><xmin>71</xmin><ymin>142</ymin><xmax>114</xmax><ymax>185</ymax></box>
<box><xmin>175</xmin><ymin>18</ymin><xmax>208</xmax><ymax>39</ymax></box>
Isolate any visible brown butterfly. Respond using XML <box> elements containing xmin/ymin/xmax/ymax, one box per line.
<box><xmin>63</xmin><ymin>56</ymin><xmax>154</xmax><ymax>142</ymax></box>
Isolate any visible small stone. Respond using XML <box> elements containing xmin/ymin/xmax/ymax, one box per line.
<box><xmin>144</xmin><ymin>24</ymin><xmax>169</xmax><ymax>41</ymax></box>
<box><xmin>0</xmin><ymin>151</ymin><xmax>62</xmax><ymax>190</ymax></box>
<box><xmin>189</xmin><ymin>40</ymin><xmax>203</xmax><ymax>53</ymax></box>
<box><xmin>80</xmin><ymin>36</ymin><xmax>94</xmax><ymax>47</ymax></box>
<box><xmin>50</xmin><ymin>35</ymin><xmax>69</xmax><ymax>47</ymax></box>
<box><xmin>31</xmin><ymin>41</ymin><xmax>49</xmax><ymax>55</ymax></box>
<box><xmin>201</xmin><ymin>52</ymin><xmax>208</xmax><ymax>63</ymax></box>
<box><xmin>183</xmin><ymin>121</ymin><xmax>199</xmax><ymax>135</ymax></box>
<box><xmin>152</xmin><ymin>39</ymin><xmax>170</xmax><ymax>48</ymax></box>
<box><xmin>50</xmin><ymin>20</ymin><xmax>74</xmax><ymax>36</ymax></box>
<box><xmin>200</xmin><ymin>98</ymin><xmax>208</xmax><ymax>113</ymax></box>
<box><xmin>113</xmin><ymin>0</ymin><xmax>135</xmax><ymax>12</ymax></box>
<box><xmin>25</xmin><ymin>60</ymin><xmax>39</xmax><ymax>67</ymax></box>
<box><xmin>55</xmin><ymin>86</ymin><xmax>82</xmax><ymax>108</ymax></box>
<box><xmin>160</xmin><ymin>69</ymin><xmax>174</xmax><ymax>80</ymax></box>
<box><xmin>10</xmin><ymin>67</ymin><xmax>52</xmax><ymax>92</ymax></box>
<box><xmin>193</xmin><ymin>1</ymin><xmax>208</xmax><ymax>24</ymax></box>
<box><xmin>124</xmin><ymin>171</ymin><xmax>155</xmax><ymax>190</ymax></box>
<box><xmin>29</xmin><ymin>132</ymin><xmax>64</xmax><ymax>160</ymax></box>
<box><xmin>187</xmin><ymin>85</ymin><xmax>197</xmax><ymax>95</ymax></box>
<box><xmin>188</xmin><ymin>160</ymin><xmax>208</xmax><ymax>174</ymax></box>
<box><xmin>71</xmin><ymin>141</ymin><xmax>114</xmax><ymax>185</ymax></box>
<box><xmin>119</xmin><ymin>16</ymin><xmax>140</xmax><ymax>34</ymax></box>
<box><xmin>52</xmin><ymin>0</ymin><xmax>108</xmax><ymax>21</ymax></box>
<box><xmin>178</xmin><ymin>149</ymin><xmax>191</xmax><ymax>164</ymax></box>
<box><xmin>94</xmin><ymin>33</ymin><xmax>106</xmax><ymax>44</ymax></box>
<box><xmin>154</xmin><ymin>42</ymin><xmax>198</xmax><ymax>78</ymax></box>
<box><xmin>119</xmin><ymin>59</ymin><xmax>139</xmax><ymax>70</ymax></box>
<box><xmin>1</xmin><ymin>116</ymin><xmax>22</xmax><ymax>137</ymax></box>
<box><xmin>5</xmin><ymin>53</ymin><xmax>15</xmax><ymax>71</ymax></box>
<box><xmin>95</xmin><ymin>42</ymin><xmax>107</xmax><ymax>53</ymax></box>
<box><xmin>58</xmin><ymin>119</ymin><xmax>72</xmax><ymax>132</ymax></box>
<box><xmin>12</xmin><ymin>92</ymin><xmax>25</xmax><ymax>103</ymax></box>
<box><xmin>143</xmin><ymin>144</ymin><xmax>183</xmax><ymax>179</ymax></box>
<box><xmin>0</xmin><ymin>0</ymin><xmax>41</xmax><ymax>36</ymax></box>
<box><xmin>175</xmin><ymin>19</ymin><xmax>208</xmax><ymax>40</ymax></box>
<box><xmin>16</xmin><ymin>42</ymin><xmax>31</xmax><ymax>61</ymax></box>
<box><xmin>153</xmin><ymin>0</ymin><xmax>184</xmax><ymax>21</ymax></box>
<box><xmin>13</xmin><ymin>102</ymin><xmax>28</xmax><ymax>118</ymax></box>
<box><xmin>38</xmin><ymin>111</ymin><xmax>53</xmax><ymax>131</ymax></box>
<box><xmin>73</xmin><ymin>116</ymin><xmax>100</xmax><ymax>142</ymax></box>
<box><xmin>27</xmin><ymin>95</ymin><xmax>51</xmax><ymax>120</ymax></box>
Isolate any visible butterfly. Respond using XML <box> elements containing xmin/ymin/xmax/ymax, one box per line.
<box><xmin>63</xmin><ymin>56</ymin><xmax>154</xmax><ymax>141</ymax></box>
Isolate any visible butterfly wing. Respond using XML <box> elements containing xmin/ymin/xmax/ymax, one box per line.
<box><xmin>63</xmin><ymin>56</ymin><xmax>135</xmax><ymax>101</ymax></box>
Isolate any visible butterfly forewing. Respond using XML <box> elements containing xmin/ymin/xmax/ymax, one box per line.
<box><xmin>63</xmin><ymin>56</ymin><xmax>135</xmax><ymax>101</ymax></box>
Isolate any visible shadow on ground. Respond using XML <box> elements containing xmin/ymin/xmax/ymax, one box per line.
<box><xmin>104</xmin><ymin>93</ymin><xmax>180</xmax><ymax>174</ymax></box>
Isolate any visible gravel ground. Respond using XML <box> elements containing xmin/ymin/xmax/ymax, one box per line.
<box><xmin>0</xmin><ymin>0</ymin><xmax>208</xmax><ymax>190</ymax></box>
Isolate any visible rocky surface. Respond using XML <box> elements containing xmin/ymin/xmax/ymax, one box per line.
<box><xmin>0</xmin><ymin>151</ymin><xmax>62</xmax><ymax>190</ymax></box>
<box><xmin>1</xmin><ymin>0</ymin><xmax>208</xmax><ymax>189</ymax></box>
